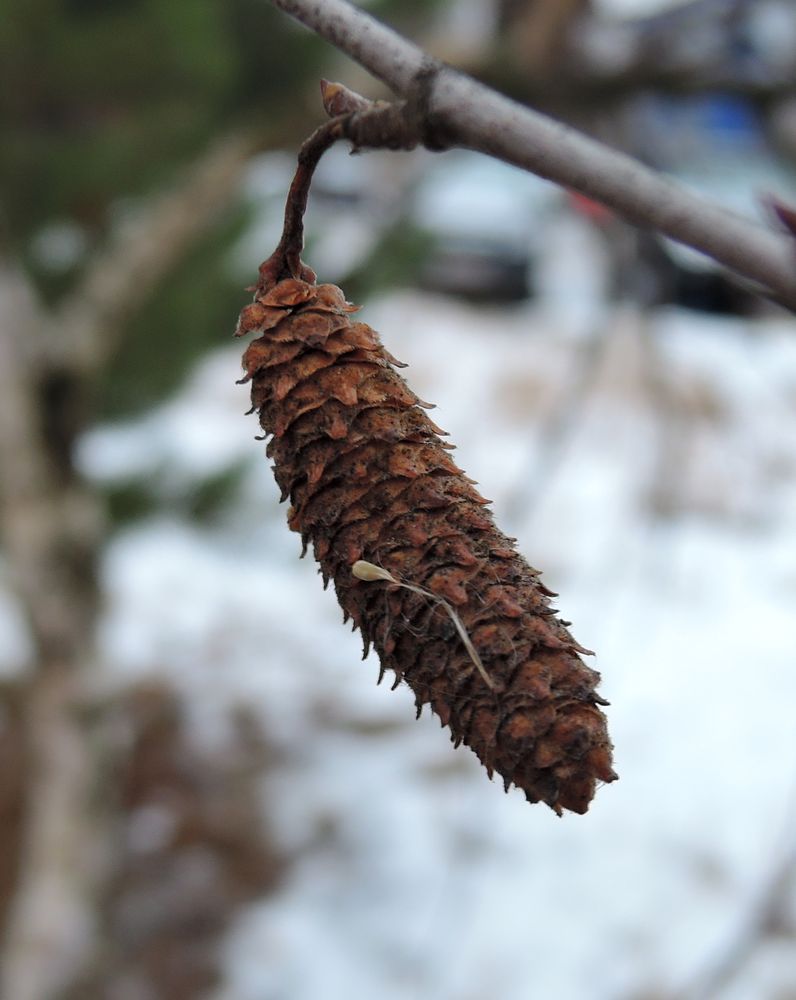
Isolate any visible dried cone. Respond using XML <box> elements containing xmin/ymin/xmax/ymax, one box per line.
<box><xmin>238</xmin><ymin>269</ymin><xmax>616</xmax><ymax>814</ymax></box>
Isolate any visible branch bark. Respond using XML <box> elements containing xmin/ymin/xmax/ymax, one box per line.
<box><xmin>268</xmin><ymin>0</ymin><xmax>796</xmax><ymax>310</ymax></box>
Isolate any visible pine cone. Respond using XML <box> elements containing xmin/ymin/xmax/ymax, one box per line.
<box><xmin>238</xmin><ymin>274</ymin><xmax>616</xmax><ymax>814</ymax></box>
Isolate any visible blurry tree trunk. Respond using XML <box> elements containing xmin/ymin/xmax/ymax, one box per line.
<box><xmin>0</xmin><ymin>671</ymin><xmax>103</xmax><ymax>1000</ymax></box>
<box><xmin>0</xmin><ymin>128</ymin><xmax>260</xmax><ymax>999</ymax></box>
<box><xmin>0</xmin><ymin>261</ymin><xmax>103</xmax><ymax>1000</ymax></box>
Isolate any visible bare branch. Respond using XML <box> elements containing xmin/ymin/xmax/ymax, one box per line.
<box><xmin>256</xmin><ymin>86</ymin><xmax>441</xmax><ymax>290</ymax></box>
<box><xmin>268</xmin><ymin>0</ymin><xmax>796</xmax><ymax>310</ymax></box>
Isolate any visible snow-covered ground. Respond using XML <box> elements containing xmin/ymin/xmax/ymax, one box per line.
<box><xmin>3</xmin><ymin>140</ymin><xmax>796</xmax><ymax>997</ymax></box>
<box><xmin>596</xmin><ymin>0</ymin><xmax>692</xmax><ymax>16</ymax></box>
<box><xmin>50</xmin><ymin>283</ymin><xmax>795</xmax><ymax>999</ymax></box>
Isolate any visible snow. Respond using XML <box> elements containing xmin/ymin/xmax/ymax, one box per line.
<box><xmin>58</xmin><ymin>283</ymin><xmax>796</xmax><ymax>998</ymax></box>
<box><xmin>5</xmin><ymin>146</ymin><xmax>796</xmax><ymax>997</ymax></box>
<box><xmin>595</xmin><ymin>0</ymin><xmax>692</xmax><ymax>18</ymax></box>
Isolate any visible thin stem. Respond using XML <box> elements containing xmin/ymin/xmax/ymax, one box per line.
<box><xmin>257</xmin><ymin>117</ymin><xmax>347</xmax><ymax>292</ymax></box>
<box><xmin>256</xmin><ymin>86</ymin><xmax>430</xmax><ymax>294</ymax></box>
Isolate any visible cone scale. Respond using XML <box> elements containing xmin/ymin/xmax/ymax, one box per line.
<box><xmin>237</xmin><ymin>272</ymin><xmax>616</xmax><ymax>814</ymax></box>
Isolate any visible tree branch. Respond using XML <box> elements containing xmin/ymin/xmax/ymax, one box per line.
<box><xmin>254</xmin><ymin>84</ymin><xmax>438</xmax><ymax>291</ymax></box>
<box><xmin>268</xmin><ymin>0</ymin><xmax>796</xmax><ymax>310</ymax></box>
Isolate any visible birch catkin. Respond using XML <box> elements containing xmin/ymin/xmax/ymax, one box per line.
<box><xmin>237</xmin><ymin>273</ymin><xmax>616</xmax><ymax>814</ymax></box>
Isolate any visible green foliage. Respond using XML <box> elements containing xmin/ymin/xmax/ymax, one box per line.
<box><xmin>103</xmin><ymin>458</ymin><xmax>249</xmax><ymax>528</ymax></box>
<box><xmin>97</xmin><ymin>207</ymin><xmax>249</xmax><ymax>420</ymax></box>
<box><xmin>186</xmin><ymin>459</ymin><xmax>249</xmax><ymax>523</ymax></box>
<box><xmin>227</xmin><ymin>0</ymin><xmax>329</xmax><ymax>111</ymax></box>
<box><xmin>0</xmin><ymin>0</ymin><xmax>452</xmax><ymax>431</ymax></box>
<box><xmin>102</xmin><ymin>475</ymin><xmax>160</xmax><ymax>526</ymax></box>
<box><xmin>226</xmin><ymin>0</ymin><xmax>448</xmax><ymax>112</ymax></box>
<box><xmin>0</xmin><ymin>0</ymin><xmax>237</xmax><ymax>242</ymax></box>
<box><xmin>341</xmin><ymin>219</ymin><xmax>435</xmax><ymax>303</ymax></box>
<box><xmin>0</xmin><ymin>0</ymin><xmax>451</xmax><ymax>244</ymax></box>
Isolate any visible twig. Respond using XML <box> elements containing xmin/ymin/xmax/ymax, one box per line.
<box><xmin>257</xmin><ymin>80</ymin><xmax>444</xmax><ymax>291</ymax></box>
<box><xmin>256</xmin><ymin>118</ymin><xmax>347</xmax><ymax>290</ymax></box>
<box><xmin>267</xmin><ymin>0</ymin><xmax>796</xmax><ymax>310</ymax></box>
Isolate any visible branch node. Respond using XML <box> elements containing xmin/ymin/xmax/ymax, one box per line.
<box><xmin>405</xmin><ymin>58</ymin><xmax>453</xmax><ymax>153</ymax></box>
<box><xmin>256</xmin><ymin>74</ymin><xmax>454</xmax><ymax>297</ymax></box>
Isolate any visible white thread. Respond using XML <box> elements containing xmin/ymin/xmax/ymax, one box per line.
<box><xmin>351</xmin><ymin>560</ymin><xmax>495</xmax><ymax>690</ymax></box>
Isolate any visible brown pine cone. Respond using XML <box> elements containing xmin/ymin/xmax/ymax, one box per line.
<box><xmin>238</xmin><ymin>274</ymin><xmax>616</xmax><ymax>814</ymax></box>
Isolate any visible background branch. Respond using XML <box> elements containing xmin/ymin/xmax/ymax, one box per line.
<box><xmin>0</xmin><ymin>259</ymin><xmax>105</xmax><ymax>1000</ymax></box>
<box><xmin>268</xmin><ymin>0</ymin><xmax>796</xmax><ymax>310</ymax></box>
<box><xmin>0</xmin><ymin>124</ymin><xmax>262</xmax><ymax>998</ymax></box>
<box><xmin>48</xmin><ymin>128</ymin><xmax>263</xmax><ymax>379</ymax></box>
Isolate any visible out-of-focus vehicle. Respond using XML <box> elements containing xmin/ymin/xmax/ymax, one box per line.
<box><xmin>588</xmin><ymin>0</ymin><xmax>796</xmax><ymax>86</ymax></box>
<box><xmin>637</xmin><ymin>93</ymin><xmax>796</xmax><ymax>313</ymax></box>
<box><xmin>410</xmin><ymin>151</ymin><xmax>558</xmax><ymax>302</ymax></box>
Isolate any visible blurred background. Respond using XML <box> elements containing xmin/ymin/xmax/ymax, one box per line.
<box><xmin>1</xmin><ymin>1</ymin><xmax>796</xmax><ymax>998</ymax></box>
